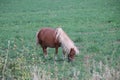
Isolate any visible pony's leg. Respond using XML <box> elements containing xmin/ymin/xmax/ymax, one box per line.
<box><xmin>62</xmin><ymin>50</ymin><xmax>66</xmax><ymax>60</ymax></box>
<box><xmin>42</xmin><ymin>47</ymin><xmax>48</xmax><ymax>58</ymax></box>
<box><xmin>54</xmin><ymin>47</ymin><xmax>58</xmax><ymax>60</ymax></box>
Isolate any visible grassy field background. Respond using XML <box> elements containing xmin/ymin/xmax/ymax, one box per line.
<box><xmin>0</xmin><ymin>0</ymin><xmax>120</xmax><ymax>80</ymax></box>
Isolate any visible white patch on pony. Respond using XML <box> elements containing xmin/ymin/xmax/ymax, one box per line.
<box><xmin>56</xmin><ymin>27</ymin><xmax>79</xmax><ymax>55</ymax></box>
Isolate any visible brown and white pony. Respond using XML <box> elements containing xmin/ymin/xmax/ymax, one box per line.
<box><xmin>36</xmin><ymin>27</ymin><xmax>79</xmax><ymax>61</ymax></box>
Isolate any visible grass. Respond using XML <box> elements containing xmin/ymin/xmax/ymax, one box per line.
<box><xmin>0</xmin><ymin>0</ymin><xmax>120</xmax><ymax>80</ymax></box>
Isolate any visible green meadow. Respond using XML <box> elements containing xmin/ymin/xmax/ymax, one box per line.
<box><xmin>0</xmin><ymin>0</ymin><xmax>120</xmax><ymax>79</ymax></box>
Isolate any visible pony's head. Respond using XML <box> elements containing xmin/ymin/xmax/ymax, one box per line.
<box><xmin>68</xmin><ymin>48</ymin><xmax>76</xmax><ymax>62</ymax></box>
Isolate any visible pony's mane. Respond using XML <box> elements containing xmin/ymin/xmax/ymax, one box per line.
<box><xmin>56</xmin><ymin>27</ymin><xmax>79</xmax><ymax>54</ymax></box>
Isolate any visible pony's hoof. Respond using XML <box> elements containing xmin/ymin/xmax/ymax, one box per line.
<box><xmin>54</xmin><ymin>56</ymin><xmax>58</xmax><ymax>61</ymax></box>
<box><xmin>44</xmin><ymin>54</ymin><xmax>48</xmax><ymax>59</ymax></box>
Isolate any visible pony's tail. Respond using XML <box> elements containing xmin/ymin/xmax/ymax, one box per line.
<box><xmin>36</xmin><ymin>31</ymin><xmax>39</xmax><ymax>46</ymax></box>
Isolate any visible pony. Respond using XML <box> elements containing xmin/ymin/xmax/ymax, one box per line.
<box><xmin>36</xmin><ymin>27</ymin><xmax>79</xmax><ymax>62</ymax></box>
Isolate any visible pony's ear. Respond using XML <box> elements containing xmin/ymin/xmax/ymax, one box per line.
<box><xmin>71</xmin><ymin>47</ymin><xmax>80</xmax><ymax>55</ymax></box>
